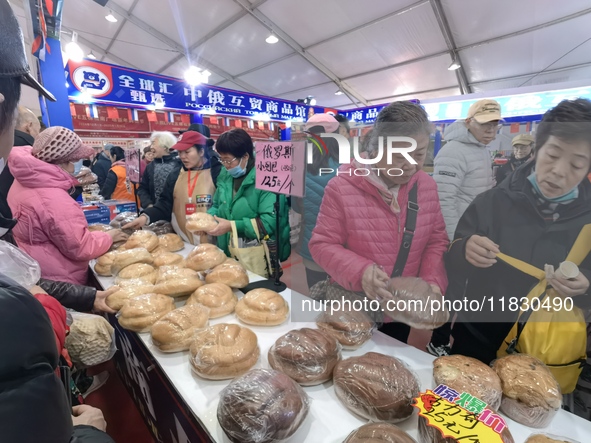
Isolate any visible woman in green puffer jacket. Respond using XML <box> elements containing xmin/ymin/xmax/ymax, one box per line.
<box><xmin>206</xmin><ymin>129</ymin><xmax>291</xmax><ymax>263</ymax></box>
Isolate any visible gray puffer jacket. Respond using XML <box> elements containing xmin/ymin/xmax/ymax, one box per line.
<box><xmin>434</xmin><ymin>121</ymin><xmax>493</xmax><ymax>240</ymax></box>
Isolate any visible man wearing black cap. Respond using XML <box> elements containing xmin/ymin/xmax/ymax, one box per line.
<box><xmin>0</xmin><ymin>1</ymin><xmax>115</xmax><ymax>441</ymax></box>
<box><xmin>180</xmin><ymin>123</ymin><xmax>222</xmax><ymax>185</ymax></box>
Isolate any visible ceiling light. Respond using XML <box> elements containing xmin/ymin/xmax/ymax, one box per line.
<box><xmin>79</xmin><ymin>86</ymin><xmax>93</xmax><ymax>104</ymax></box>
<box><xmin>105</xmin><ymin>11</ymin><xmax>118</xmax><ymax>22</ymax></box>
<box><xmin>87</xmin><ymin>50</ymin><xmax>97</xmax><ymax>60</ymax></box>
<box><xmin>185</xmin><ymin>65</ymin><xmax>210</xmax><ymax>86</ymax></box>
<box><xmin>154</xmin><ymin>97</ymin><xmax>165</xmax><ymax>109</ymax></box>
<box><xmin>448</xmin><ymin>58</ymin><xmax>461</xmax><ymax>71</ymax></box>
<box><xmin>309</xmin><ymin>97</ymin><xmax>317</xmax><ymax>106</ymax></box>
<box><xmin>335</xmin><ymin>90</ymin><xmax>344</xmax><ymax>96</ymax></box>
<box><xmin>266</xmin><ymin>34</ymin><xmax>279</xmax><ymax>44</ymax></box>
<box><xmin>65</xmin><ymin>32</ymin><xmax>84</xmax><ymax>63</ymax></box>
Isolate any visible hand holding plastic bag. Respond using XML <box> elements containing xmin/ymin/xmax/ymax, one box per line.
<box><xmin>0</xmin><ymin>241</ymin><xmax>41</xmax><ymax>289</ymax></box>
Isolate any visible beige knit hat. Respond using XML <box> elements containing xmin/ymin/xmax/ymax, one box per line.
<box><xmin>32</xmin><ymin>126</ymin><xmax>95</xmax><ymax>164</ymax></box>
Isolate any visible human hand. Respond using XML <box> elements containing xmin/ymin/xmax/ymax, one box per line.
<box><xmin>361</xmin><ymin>264</ymin><xmax>391</xmax><ymax>301</ymax></box>
<box><xmin>207</xmin><ymin>216</ymin><xmax>231</xmax><ymax>236</ymax></box>
<box><xmin>106</xmin><ymin>229</ymin><xmax>129</xmax><ymax>244</ymax></box>
<box><xmin>29</xmin><ymin>285</ymin><xmax>48</xmax><ymax>295</ymax></box>
<box><xmin>465</xmin><ymin>235</ymin><xmax>499</xmax><ymax>268</ymax></box>
<box><xmin>122</xmin><ymin>215</ymin><xmax>148</xmax><ymax>231</ymax></box>
<box><xmin>548</xmin><ymin>273</ymin><xmax>590</xmax><ymax>298</ymax></box>
<box><xmin>71</xmin><ymin>405</ymin><xmax>107</xmax><ymax>432</ymax></box>
<box><xmin>94</xmin><ymin>286</ymin><xmax>119</xmax><ymax>314</ymax></box>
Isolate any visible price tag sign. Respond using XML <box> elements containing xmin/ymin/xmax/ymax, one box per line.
<box><xmin>254</xmin><ymin>141</ymin><xmax>305</xmax><ymax>197</ymax></box>
<box><xmin>125</xmin><ymin>146</ymin><xmax>142</xmax><ymax>183</ymax></box>
<box><xmin>414</xmin><ymin>385</ymin><xmax>506</xmax><ymax>443</ymax></box>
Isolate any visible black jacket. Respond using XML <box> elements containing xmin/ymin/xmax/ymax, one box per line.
<box><xmin>0</xmin><ymin>130</ymin><xmax>34</xmax><ymax>213</ymax></box>
<box><xmin>91</xmin><ymin>153</ymin><xmax>112</xmax><ymax>189</ymax></box>
<box><xmin>447</xmin><ymin>162</ymin><xmax>591</xmax><ymax>364</ymax></box>
<box><xmin>143</xmin><ymin>161</ymin><xmax>183</xmax><ymax>223</ymax></box>
<box><xmin>137</xmin><ymin>153</ymin><xmax>180</xmax><ymax>209</ymax></box>
<box><xmin>209</xmin><ymin>147</ymin><xmax>222</xmax><ymax>187</ymax></box>
<box><xmin>494</xmin><ymin>153</ymin><xmax>533</xmax><ymax>187</ymax></box>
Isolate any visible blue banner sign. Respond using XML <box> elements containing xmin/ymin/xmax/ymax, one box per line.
<box><xmin>339</xmin><ymin>100</ymin><xmax>420</xmax><ymax>125</ymax></box>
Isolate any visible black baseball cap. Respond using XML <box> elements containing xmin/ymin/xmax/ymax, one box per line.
<box><xmin>179</xmin><ymin>123</ymin><xmax>211</xmax><ymax>137</ymax></box>
<box><xmin>0</xmin><ymin>0</ymin><xmax>56</xmax><ymax>101</ymax></box>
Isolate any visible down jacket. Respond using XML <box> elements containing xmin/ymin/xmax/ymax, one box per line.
<box><xmin>137</xmin><ymin>153</ymin><xmax>180</xmax><ymax>208</ymax></box>
<box><xmin>434</xmin><ymin>121</ymin><xmax>494</xmax><ymax>240</ymax></box>
<box><xmin>309</xmin><ymin>164</ymin><xmax>449</xmax><ymax>293</ymax></box>
<box><xmin>8</xmin><ymin>147</ymin><xmax>112</xmax><ymax>284</ymax></box>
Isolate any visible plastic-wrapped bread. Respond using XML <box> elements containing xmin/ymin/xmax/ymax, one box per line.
<box><xmin>333</xmin><ymin>352</ymin><xmax>420</xmax><ymax>423</ymax></box>
<box><xmin>110</xmin><ymin>211</ymin><xmax>137</xmax><ymax>235</ymax></box>
<box><xmin>344</xmin><ymin>423</ymin><xmax>417</xmax><ymax>443</ymax></box>
<box><xmin>235</xmin><ymin>288</ymin><xmax>289</xmax><ymax>326</ymax></box>
<box><xmin>190</xmin><ymin>323</ymin><xmax>259</xmax><ymax>380</ymax></box>
<box><xmin>106</xmin><ymin>284</ymin><xmax>156</xmax><ymax>311</ymax></box>
<box><xmin>65</xmin><ymin>314</ymin><xmax>115</xmax><ymax>367</ymax></box>
<box><xmin>114</xmin><ymin>263</ymin><xmax>157</xmax><ymax>285</ymax></box>
<box><xmin>385</xmin><ymin>277</ymin><xmax>449</xmax><ymax>329</ymax></box>
<box><xmin>151</xmin><ymin>303</ymin><xmax>209</xmax><ymax>352</ymax></box>
<box><xmin>144</xmin><ymin>220</ymin><xmax>174</xmax><ymax>236</ymax></box>
<box><xmin>316</xmin><ymin>307</ymin><xmax>375</xmax><ymax>350</ymax></box>
<box><xmin>418</xmin><ymin>412</ymin><xmax>515</xmax><ymax>443</ymax></box>
<box><xmin>94</xmin><ymin>251</ymin><xmax>117</xmax><ymax>276</ymax></box>
<box><xmin>205</xmin><ymin>259</ymin><xmax>249</xmax><ymax>288</ymax></box>
<box><xmin>158</xmin><ymin>233</ymin><xmax>184</xmax><ymax>252</ymax></box>
<box><xmin>493</xmin><ymin>355</ymin><xmax>562</xmax><ymax>428</ymax></box>
<box><xmin>186</xmin><ymin>212</ymin><xmax>218</xmax><ymax>233</ymax></box>
<box><xmin>268</xmin><ymin>328</ymin><xmax>341</xmax><ymax>386</ymax></box>
<box><xmin>117</xmin><ymin>293</ymin><xmax>175</xmax><ymax>332</ymax></box>
<box><xmin>110</xmin><ymin>247</ymin><xmax>153</xmax><ymax>275</ymax></box>
<box><xmin>88</xmin><ymin>224</ymin><xmax>112</xmax><ymax>232</ymax></box>
<box><xmin>525</xmin><ymin>435</ymin><xmax>580</xmax><ymax>443</ymax></box>
<box><xmin>152</xmin><ymin>266</ymin><xmax>204</xmax><ymax>297</ymax></box>
<box><xmin>186</xmin><ymin>283</ymin><xmax>237</xmax><ymax>318</ymax></box>
<box><xmin>217</xmin><ymin>368</ymin><xmax>310</xmax><ymax>443</ymax></box>
<box><xmin>153</xmin><ymin>252</ymin><xmax>185</xmax><ymax>268</ymax></box>
<box><xmin>185</xmin><ymin>243</ymin><xmax>227</xmax><ymax>272</ymax></box>
<box><xmin>123</xmin><ymin>230</ymin><xmax>159</xmax><ymax>252</ymax></box>
<box><xmin>433</xmin><ymin>355</ymin><xmax>502</xmax><ymax>410</ymax></box>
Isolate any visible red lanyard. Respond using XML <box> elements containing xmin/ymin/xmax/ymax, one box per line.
<box><xmin>187</xmin><ymin>171</ymin><xmax>199</xmax><ymax>199</ymax></box>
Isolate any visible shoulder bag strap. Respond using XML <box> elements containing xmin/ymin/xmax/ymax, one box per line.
<box><xmin>391</xmin><ymin>182</ymin><xmax>418</xmax><ymax>278</ymax></box>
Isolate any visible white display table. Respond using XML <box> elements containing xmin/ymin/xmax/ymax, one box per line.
<box><xmin>92</xmin><ymin>245</ymin><xmax>591</xmax><ymax>443</ymax></box>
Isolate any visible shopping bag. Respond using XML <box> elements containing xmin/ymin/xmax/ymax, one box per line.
<box><xmin>228</xmin><ymin>220</ymin><xmax>270</xmax><ymax>278</ymax></box>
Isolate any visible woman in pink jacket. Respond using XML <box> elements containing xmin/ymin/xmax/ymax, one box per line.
<box><xmin>309</xmin><ymin>102</ymin><xmax>449</xmax><ymax>343</ymax></box>
<box><xmin>8</xmin><ymin>126</ymin><xmax>128</xmax><ymax>285</ymax></box>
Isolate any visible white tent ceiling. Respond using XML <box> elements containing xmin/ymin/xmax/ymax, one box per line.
<box><xmin>9</xmin><ymin>0</ymin><xmax>591</xmax><ymax>110</ymax></box>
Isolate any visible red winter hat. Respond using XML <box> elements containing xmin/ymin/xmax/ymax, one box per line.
<box><xmin>172</xmin><ymin>131</ymin><xmax>209</xmax><ymax>151</ymax></box>
<box><xmin>32</xmin><ymin>126</ymin><xmax>94</xmax><ymax>164</ymax></box>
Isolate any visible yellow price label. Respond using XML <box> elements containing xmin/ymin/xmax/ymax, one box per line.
<box><xmin>414</xmin><ymin>390</ymin><xmax>504</xmax><ymax>443</ymax></box>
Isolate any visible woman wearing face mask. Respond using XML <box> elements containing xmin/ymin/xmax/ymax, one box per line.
<box><xmin>7</xmin><ymin>126</ymin><xmax>128</xmax><ymax>284</ymax></box>
<box><xmin>124</xmin><ymin>131</ymin><xmax>216</xmax><ymax>245</ymax></box>
<box><xmin>308</xmin><ymin>102</ymin><xmax>449</xmax><ymax>343</ymax></box>
<box><xmin>448</xmin><ymin>99</ymin><xmax>591</xmax><ymax>365</ymax></box>
<box><xmin>495</xmin><ymin>133</ymin><xmax>535</xmax><ymax>186</ymax></box>
<box><xmin>205</xmin><ymin>129</ymin><xmax>291</xmax><ymax>262</ymax></box>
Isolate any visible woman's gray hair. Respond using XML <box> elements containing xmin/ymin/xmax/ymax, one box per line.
<box><xmin>367</xmin><ymin>101</ymin><xmax>432</xmax><ymax>155</ymax></box>
<box><xmin>150</xmin><ymin>131</ymin><xmax>177</xmax><ymax>150</ymax></box>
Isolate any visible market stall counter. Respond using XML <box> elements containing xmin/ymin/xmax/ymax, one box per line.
<box><xmin>91</xmin><ymin>243</ymin><xmax>591</xmax><ymax>443</ymax></box>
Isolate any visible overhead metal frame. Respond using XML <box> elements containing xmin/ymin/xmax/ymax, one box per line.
<box><xmin>100</xmin><ymin>0</ymin><xmax>140</xmax><ymax>63</ymax></box>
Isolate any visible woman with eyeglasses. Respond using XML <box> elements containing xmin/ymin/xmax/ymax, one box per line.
<box><xmin>205</xmin><ymin>129</ymin><xmax>291</xmax><ymax>264</ymax></box>
<box><xmin>494</xmin><ymin>133</ymin><xmax>535</xmax><ymax>186</ymax></box>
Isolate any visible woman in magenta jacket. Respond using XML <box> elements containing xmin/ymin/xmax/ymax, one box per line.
<box><xmin>309</xmin><ymin>102</ymin><xmax>449</xmax><ymax>343</ymax></box>
<box><xmin>8</xmin><ymin>127</ymin><xmax>128</xmax><ymax>285</ymax></box>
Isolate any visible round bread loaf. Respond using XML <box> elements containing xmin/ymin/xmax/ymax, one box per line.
<box><xmin>268</xmin><ymin>328</ymin><xmax>341</xmax><ymax>386</ymax></box>
<box><xmin>205</xmin><ymin>259</ymin><xmax>249</xmax><ymax>288</ymax></box>
<box><xmin>344</xmin><ymin>423</ymin><xmax>417</xmax><ymax>443</ymax></box>
<box><xmin>235</xmin><ymin>288</ymin><xmax>289</xmax><ymax>326</ymax></box>
<box><xmin>151</xmin><ymin>303</ymin><xmax>209</xmax><ymax>352</ymax></box>
<box><xmin>316</xmin><ymin>308</ymin><xmax>375</xmax><ymax>350</ymax></box>
<box><xmin>217</xmin><ymin>368</ymin><xmax>310</xmax><ymax>443</ymax></box>
<box><xmin>153</xmin><ymin>266</ymin><xmax>204</xmax><ymax>297</ymax></box>
<box><xmin>525</xmin><ymin>435</ymin><xmax>575</xmax><ymax>443</ymax></box>
<box><xmin>190</xmin><ymin>323</ymin><xmax>259</xmax><ymax>380</ymax></box>
<box><xmin>111</xmin><ymin>247</ymin><xmax>153</xmax><ymax>275</ymax></box>
<box><xmin>418</xmin><ymin>413</ymin><xmax>515</xmax><ymax>443</ymax></box>
<box><xmin>106</xmin><ymin>284</ymin><xmax>156</xmax><ymax>311</ymax></box>
<box><xmin>150</xmin><ymin>245</ymin><xmax>168</xmax><ymax>256</ymax></box>
<box><xmin>185</xmin><ymin>243</ymin><xmax>227</xmax><ymax>271</ymax></box>
<box><xmin>493</xmin><ymin>355</ymin><xmax>562</xmax><ymax>428</ymax></box>
<box><xmin>88</xmin><ymin>224</ymin><xmax>112</xmax><ymax>232</ymax></box>
<box><xmin>186</xmin><ymin>212</ymin><xmax>218</xmax><ymax>233</ymax></box>
<box><xmin>158</xmin><ymin>233</ymin><xmax>184</xmax><ymax>252</ymax></box>
<box><xmin>433</xmin><ymin>355</ymin><xmax>502</xmax><ymax>410</ymax></box>
<box><xmin>115</xmin><ymin>263</ymin><xmax>157</xmax><ymax>285</ymax></box>
<box><xmin>333</xmin><ymin>352</ymin><xmax>420</xmax><ymax>423</ymax></box>
<box><xmin>124</xmin><ymin>230</ymin><xmax>159</xmax><ymax>252</ymax></box>
<box><xmin>118</xmin><ymin>293</ymin><xmax>175</xmax><ymax>332</ymax></box>
<box><xmin>186</xmin><ymin>283</ymin><xmax>237</xmax><ymax>318</ymax></box>
<box><xmin>94</xmin><ymin>251</ymin><xmax>117</xmax><ymax>276</ymax></box>
<box><xmin>153</xmin><ymin>252</ymin><xmax>185</xmax><ymax>268</ymax></box>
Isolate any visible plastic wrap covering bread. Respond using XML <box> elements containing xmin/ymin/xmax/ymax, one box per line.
<box><xmin>106</xmin><ymin>283</ymin><xmax>156</xmax><ymax>311</ymax></box>
<box><xmin>185</xmin><ymin>243</ymin><xmax>227</xmax><ymax>272</ymax></box>
<box><xmin>110</xmin><ymin>211</ymin><xmax>138</xmax><ymax>235</ymax></box>
<box><xmin>333</xmin><ymin>352</ymin><xmax>420</xmax><ymax>423</ymax></box>
<box><xmin>525</xmin><ymin>435</ymin><xmax>580</xmax><ymax>443</ymax></box>
<box><xmin>385</xmin><ymin>277</ymin><xmax>449</xmax><ymax>329</ymax></box>
<box><xmin>88</xmin><ymin>224</ymin><xmax>113</xmax><ymax>232</ymax></box>
<box><xmin>157</xmin><ymin>233</ymin><xmax>184</xmax><ymax>252</ymax></box>
<box><xmin>117</xmin><ymin>293</ymin><xmax>175</xmax><ymax>332</ymax></box>
<box><xmin>433</xmin><ymin>355</ymin><xmax>502</xmax><ymax>410</ymax></box>
<box><xmin>153</xmin><ymin>252</ymin><xmax>185</xmax><ymax>268</ymax></box>
<box><xmin>110</xmin><ymin>247</ymin><xmax>153</xmax><ymax>275</ymax></box>
<box><xmin>417</xmin><ymin>413</ymin><xmax>515</xmax><ymax>443</ymax></box>
<box><xmin>143</xmin><ymin>220</ymin><xmax>174</xmax><ymax>236</ymax></box>
<box><xmin>492</xmin><ymin>355</ymin><xmax>562</xmax><ymax>428</ymax></box>
<box><xmin>217</xmin><ymin>368</ymin><xmax>310</xmax><ymax>443</ymax></box>
<box><xmin>65</xmin><ymin>312</ymin><xmax>116</xmax><ymax>367</ymax></box>
<box><xmin>150</xmin><ymin>303</ymin><xmax>209</xmax><ymax>352</ymax></box>
<box><xmin>344</xmin><ymin>423</ymin><xmax>417</xmax><ymax>443</ymax></box>
<box><xmin>316</xmin><ymin>307</ymin><xmax>375</xmax><ymax>350</ymax></box>
<box><xmin>152</xmin><ymin>266</ymin><xmax>204</xmax><ymax>297</ymax></box>
<box><xmin>94</xmin><ymin>251</ymin><xmax>117</xmax><ymax>276</ymax></box>
<box><xmin>114</xmin><ymin>263</ymin><xmax>158</xmax><ymax>285</ymax></box>
<box><xmin>268</xmin><ymin>328</ymin><xmax>341</xmax><ymax>386</ymax></box>
<box><xmin>0</xmin><ymin>241</ymin><xmax>41</xmax><ymax>289</ymax></box>
<box><xmin>123</xmin><ymin>230</ymin><xmax>159</xmax><ymax>252</ymax></box>
<box><xmin>235</xmin><ymin>288</ymin><xmax>289</xmax><ymax>326</ymax></box>
<box><xmin>186</xmin><ymin>212</ymin><xmax>218</xmax><ymax>233</ymax></box>
<box><xmin>189</xmin><ymin>323</ymin><xmax>259</xmax><ymax>380</ymax></box>
<box><xmin>150</xmin><ymin>245</ymin><xmax>168</xmax><ymax>256</ymax></box>
<box><xmin>186</xmin><ymin>283</ymin><xmax>237</xmax><ymax>318</ymax></box>
<box><xmin>205</xmin><ymin>259</ymin><xmax>249</xmax><ymax>288</ymax></box>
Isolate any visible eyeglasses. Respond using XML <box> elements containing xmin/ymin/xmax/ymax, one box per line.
<box><xmin>474</xmin><ymin>121</ymin><xmax>502</xmax><ymax>131</ymax></box>
<box><xmin>219</xmin><ymin>157</ymin><xmax>238</xmax><ymax>166</ymax></box>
